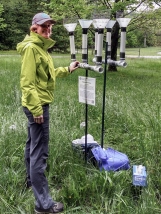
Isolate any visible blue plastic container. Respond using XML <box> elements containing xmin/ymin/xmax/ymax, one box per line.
<box><xmin>133</xmin><ymin>165</ymin><xmax>147</xmax><ymax>186</ymax></box>
<box><xmin>92</xmin><ymin>146</ymin><xmax>130</xmax><ymax>171</ymax></box>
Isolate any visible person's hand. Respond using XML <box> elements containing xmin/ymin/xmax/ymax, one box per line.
<box><xmin>34</xmin><ymin>115</ymin><xmax>44</xmax><ymax>124</ymax></box>
<box><xmin>69</xmin><ymin>61</ymin><xmax>80</xmax><ymax>73</ymax></box>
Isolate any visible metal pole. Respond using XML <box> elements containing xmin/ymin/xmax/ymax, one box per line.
<box><xmin>83</xmin><ymin>34</ymin><xmax>88</xmax><ymax>163</ymax></box>
<box><xmin>85</xmin><ymin>69</ymin><xmax>88</xmax><ymax>163</ymax></box>
<box><xmin>79</xmin><ymin>22</ymin><xmax>92</xmax><ymax>163</ymax></box>
<box><xmin>101</xmin><ymin>41</ymin><xmax>108</xmax><ymax>148</ymax></box>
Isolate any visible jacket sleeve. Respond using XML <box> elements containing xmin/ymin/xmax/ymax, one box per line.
<box><xmin>54</xmin><ymin>66</ymin><xmax>70</xmax><ymax>77</ymax></box>
<box><xmin>48</xmin><ymin>55</ymin><xmax>70</xmax><ymax>77</ymax></box>
<box><xmin>20</xmin><ymin>46</ymin><xmax>43</xmax><ymax>117</ymax></box>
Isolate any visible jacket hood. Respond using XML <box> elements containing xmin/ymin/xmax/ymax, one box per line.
<box><xmin>17</xmin><ymin>32</ymin><xmax>56</xmax><ymax>54</ymax></box>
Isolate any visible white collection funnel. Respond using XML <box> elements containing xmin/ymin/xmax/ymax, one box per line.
<box><xmin>93</xmin><ymin>19</ymin><xmax>110</xmax><ymax>29</ymax></box>
<box><xmin>106</xmin><ymin>20</ymin><xmax>116</xmax><ymax>29</ymax></box>
<box><xmin>63</xmin><ymin>23</ymin><xmax>77</xmax><ymax>61</ymax></box>
<box><xmin>79</xmin><ymin>19</ymin><xmax>93</xmax><ymax>63</ymax></box>
<box><xmin>63</xmin><ymin>23</ymin><xmax>77</xmax><ymax>32</ymax></box>
<box><xmin>117</xmin><ymin>18</ymin><xmax>131</xmax><ymax>61</ymax></box>
<box><xmin>116</xmin><ymin>18</ymin><xmax>131</xmax><ymax>28</ymax></box>
<box><xmin>79</xmin><ymin>19</ymin><xmax>93</xmax><ymax>29</ymax></box>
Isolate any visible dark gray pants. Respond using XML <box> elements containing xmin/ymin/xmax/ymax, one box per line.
<box><xmin>23</xmin><ymin>105</ymin><xmax>54</xmax><ymax>210</ymax></box>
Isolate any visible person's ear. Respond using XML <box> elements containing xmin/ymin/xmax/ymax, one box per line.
<box><xmin>30</xmin><ymin>25</ymin><xmax>38</xmax><ymax>33</ymax></box>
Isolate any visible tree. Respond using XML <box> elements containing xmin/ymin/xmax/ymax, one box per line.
<box><xmin>0</xmin><ymin>0</ymin><xmax>160</xmax><ymax>65</ymax></box>
<box><xmin>0</xmin><ymin>3</ymin><xmax>7</xmax><ymax>49</ymax></box>
<box><xmin>0</xmin><ymin>0</ymin><xmax>51</xmax><ymax>50</ymax></box>
<box><xmin>126</xmin><ymin>6</ymin><xmax>161</xmax><ymax>47</ymax></box>
<box><xmin>0</xmin><ymin>0</ymin><xmax>73</xmax><ymax>52</ymax></box>
<box><xmin>46</xmin><ymin>0</ymin><xmax>161</xmax><ymax>71</ymax></box>
<box><xmin>0</xmin><ymin>3</ymin><xmax>6</xmax><ymax>30</ymax></box>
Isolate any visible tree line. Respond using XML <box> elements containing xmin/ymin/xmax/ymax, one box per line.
<box><xmin>0</xmin><ymin>0</ymin><xmax>161</xmax><ymax>54</ymax></box>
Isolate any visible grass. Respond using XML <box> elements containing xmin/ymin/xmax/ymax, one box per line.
<box><xmin>1</xmin><ymin>46</ymin><xmax>161</xmax><ymax>56</ymax></box>
<box><xmin>1</xmin><ymin>52</ymin><xmax>161</xmax><ymax>213</ymax></box>
<box><xmin>124</xmin><ymin>47</ymin><xmax>161</xmax><ymax>56</ymax></box>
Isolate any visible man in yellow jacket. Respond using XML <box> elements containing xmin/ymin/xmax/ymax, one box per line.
<box><xmin>17</xmin><ymin>12</ymin><xmax>79</xmax><ymax>214</ymax></box>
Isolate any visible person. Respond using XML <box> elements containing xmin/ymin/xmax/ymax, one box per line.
<box><xmin>17</xmin><ymin>12</ymin><xmax>79</xmax><ymax>214</ymax></box>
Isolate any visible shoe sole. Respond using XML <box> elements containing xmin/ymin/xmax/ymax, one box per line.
<box><xmin>35</xmin><ymin>210</ymin><xmax>64</xmax><ymax>214</ymax></box>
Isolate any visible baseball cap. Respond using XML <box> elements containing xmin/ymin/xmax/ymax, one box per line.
<box><xmin>32</xmin><ymin>12</ymin><xmax>56</xmax><ymax>25</ymax></box>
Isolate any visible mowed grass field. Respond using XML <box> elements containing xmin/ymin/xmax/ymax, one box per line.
<box><xmin>0</xmin><ymin>51</ymin><xmax>161</xmax><ymax>213</ymax></box>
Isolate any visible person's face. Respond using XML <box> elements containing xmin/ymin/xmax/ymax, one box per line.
<box><xmin>36</xmin><ymin>21</ymin><xmax>53</xmax><ymax>39</ymax></box>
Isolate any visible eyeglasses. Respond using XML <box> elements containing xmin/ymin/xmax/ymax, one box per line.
<box><xmin>38</xmin><ymin>24</ymin><xmax>53</xmax><ymax>28</ymax></box>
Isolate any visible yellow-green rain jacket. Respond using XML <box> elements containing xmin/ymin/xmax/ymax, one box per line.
<box><xmin>17</xmin><ymin>32</ymin><xmax>70</xmax><ymax>117</ymax></box>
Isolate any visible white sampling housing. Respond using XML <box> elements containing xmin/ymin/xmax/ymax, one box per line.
<box><xmin>63</xmin><ymin>23</ymin><xmax>77</xmax><ymax>61</ymax></box>
<box><xmin>79</xmin><ymin>19</ymin><xmax>93</xmax><ymax>63</ymax></box>
<box><xmin>116</xmin><ymin>18</ymin><xmax>131</xmax><ymax>61</ymax></box>
<box><xmin>92</xmin><ymin>19</ymin><xmax>110</xmax><ymax>65</ymax></box>
<box><xmin>105</xmin><ymin>20</ymin><xmax>116</xmax><ymax>59</ymax></box>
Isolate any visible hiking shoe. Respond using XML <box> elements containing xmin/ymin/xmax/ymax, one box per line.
<box><xmin>35</xmin><ymin>202</ymin><xmax>64</xmax><ymax>213</ymax></box>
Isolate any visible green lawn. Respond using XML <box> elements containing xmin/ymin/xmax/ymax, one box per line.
<box><xmin>0</xmin><ymin>55</ymin><xmax>161</xmax><ymax>213</ymax></box>
<box><xmin>125</xmin><ymin>47</ymin><xmax>161</xmax><ymax>56</ymax></box>
<box><xmin>1</xmin><ymin>46</ymin><xmax>161</xmax><ymax>57</ymax></box>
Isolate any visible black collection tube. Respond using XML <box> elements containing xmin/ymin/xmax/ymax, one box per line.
<box><xmin>96</xmin><ymin>28</ymin><xmax>104</xmax><ymax>65</ymax></box>
<box><xmin>82</xmin><ymin>28</ymin><xmax>88</xmax><ymax>63</ymax></box>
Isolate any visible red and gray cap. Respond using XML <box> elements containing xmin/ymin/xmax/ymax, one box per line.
<box><xmin>32</xmin><ymin>12</ymin><xmax>56</xmax><ymax>25</ymax></box>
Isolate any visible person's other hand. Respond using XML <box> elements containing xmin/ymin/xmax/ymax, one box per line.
<box><xmin>69</xmin><ymin>61</ymin><xmax>80</xmax><ymax>73</ymax></box>
<box><xmin>34</xmin><ymin>115</ymin><xmax>44</xmax><ymax>124</ymax></box>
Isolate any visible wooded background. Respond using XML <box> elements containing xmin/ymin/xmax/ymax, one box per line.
<box><xmin>0</xmin><ymin>0</ymin><xmax>161</xmax><ymax>52</ymax></box>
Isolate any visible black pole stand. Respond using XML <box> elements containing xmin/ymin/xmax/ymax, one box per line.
<box><xmin>101</xmin><ymin>42</ymin><xmax>108</xmax><ymax>148</ymax></box>
<box><xmin>85</xmin><ymin>69</ymin><xmax>88</xmax><ymax>163</ymax></box>
<box><xmin>85</xmin><ymin>45</ymin><xmax>88</xmax><ymax>163</ymax></box>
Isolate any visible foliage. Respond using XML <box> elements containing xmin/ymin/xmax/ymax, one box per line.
<box><xmin>0</xmin><ymin>3</ymin><xmax>6</xmax><ymax>30</ymax></box>
<box><xmin>0</xmin><ymin>3</ymin><xmax>7</xmax><ymax>50</ymax></box>
<box><xmin>0</xmin><ymin>0</ymin><xmax>51</xmax><ymax>50</ymax></box>
<box><xmin>0</xmin><ymin>0</ymin><xmax>161</xmax><ymax>53</ymax></box>
<box><xmin>126</xmin><ymin>31</ymin><xmax>138</xmax><ymax>48</ymax></box>
<box><xmin>127</xmin><ymin>7</ymin><xmax>161</xmax><ymax>47</ymax></box>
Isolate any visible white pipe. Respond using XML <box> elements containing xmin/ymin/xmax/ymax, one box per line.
<box><xmin>94</xmin><ymin>29</ymin><xmax>98</xmax><ymax>56</ymax></box>
<box><xmin>78</xmin><ymin>63</ymin><xmax>104</xmax><ymax>73</ymax></box>
<box><xmin>69</xmin><ymin>34</ymin><xmax>76</xmax><ymax>61</ymax></box>
<box><xmin>106</xmin><ymin>59</ymin><xmax>127</xmax><ymax>67</ymax></box>
<box><xmin>93</xmin><ymin>58</ymin><xmax>127</xmax><ymax>67</ymax></box>
<box><xmin>120</xmin><ymin>30</ymin><xmax>126</xmax><ymax>61</ymax></box>
<box><xmin>97</xmin><ymin>33</ymin><xmax>104</xmax><ymax>60</ymax></box>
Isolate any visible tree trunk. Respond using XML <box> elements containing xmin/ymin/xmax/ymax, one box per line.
<box><xmin>144</xmin><ymin>35</ymin><xmax>147</xmax><ymax>47</ymax></box>
<box><xmin>108</xmin><ymin>21</ymin><xmax>120</xmax><ymax>71</ymax></box>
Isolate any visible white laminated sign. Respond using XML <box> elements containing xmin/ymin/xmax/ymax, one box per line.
<box><xmin>78</xmin><ymin>76</ymin><xmax>96</xmax><ymax>106</ymax></box>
